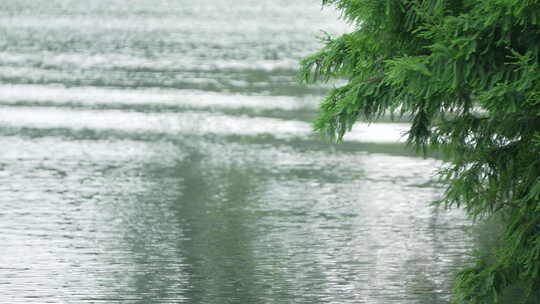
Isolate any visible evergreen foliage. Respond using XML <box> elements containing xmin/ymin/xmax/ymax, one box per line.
<box><xmin>300</xmin><ymin>0</ymin><xmax>540</xmax><ymax>302</ymax></box>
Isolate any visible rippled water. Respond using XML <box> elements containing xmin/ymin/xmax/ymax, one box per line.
<box><xmin>0</xmin><ymin>1</ymin><xmax>474</xmax><ymax>303</ymax></box>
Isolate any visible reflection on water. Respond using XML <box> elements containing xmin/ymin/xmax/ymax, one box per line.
<box><xmin>0</xmin><ymin>0</ymin><xmax>474</xmax><ymax>303</ymax></box>
<box><xmin>1</xmin><ymin>135</ymin><xmax>471</xmax><ymax>303</ymax></box>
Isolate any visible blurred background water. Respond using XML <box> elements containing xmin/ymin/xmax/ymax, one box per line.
<box><xmin>0</xmin><ymin>1</ymin><xmax>474</xmax><ymax>303</ymax></box>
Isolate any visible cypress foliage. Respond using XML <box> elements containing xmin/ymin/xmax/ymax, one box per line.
<box><xmin>300</xmin><ymin>0</ymin><xmax>540</xmax><ymax>302</ymax></box>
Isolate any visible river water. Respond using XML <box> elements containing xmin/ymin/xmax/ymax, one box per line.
<box><xmin>0</xmin><ymin>1</ymin><xmax>474</xmax><ymax>303</ymax></box>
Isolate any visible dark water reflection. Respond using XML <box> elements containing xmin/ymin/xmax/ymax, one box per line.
<box><xmin>0</xmin><ymin>134</ymin><xmax>472</xmax><ymax>303</ymax></box>
<box><xmin>0</xmin><ymin>0</ymin><xmax>474</xmax><ymax>303</ymax></box>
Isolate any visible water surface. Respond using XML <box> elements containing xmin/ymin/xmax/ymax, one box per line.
<box><xmin>0</xmin><ymin>1</ymin><xmax>474</xmax><ymax>303</ymax></box>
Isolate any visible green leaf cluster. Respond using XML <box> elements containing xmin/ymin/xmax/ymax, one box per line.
<box><xmin>300</xmin><ymin>0</ymin><xmax>540</xmax><ymax>302</ymax></box>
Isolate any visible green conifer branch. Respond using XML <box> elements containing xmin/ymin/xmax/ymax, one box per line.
<box><xmin>300</xmin><ymin>0</ymin><xmax>540</xmax><ymax>302</ymax></box>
